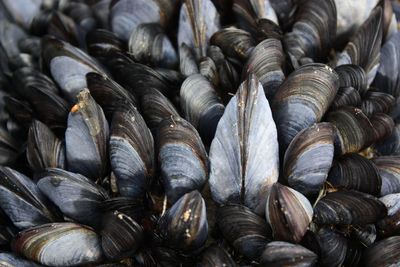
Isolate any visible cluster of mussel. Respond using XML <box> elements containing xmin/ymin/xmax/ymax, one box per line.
<box><xmin>0</xmin><ymin>0</ymin><xmax>400</xmax><ymax>266</ymax></box>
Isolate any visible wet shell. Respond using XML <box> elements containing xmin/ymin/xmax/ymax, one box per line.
<box><xmin>27</xmin><ymin>120</ymin><xmax>65</xmax><ymax>173</ymax></box>
<box><xmin>157</xmin><ymin>116</ymin><xmax>209</xmax><ymax>204</ymax></box>
<box><xmin>377</xmin><ymin>193</ymin><xmax>400</xmax><ymax>237</ymax></box>
<box><xmin>0</xmin><ymin>252</ymin><xmax>42</xmax><ymax>267</ymax></box>
<box><xmin>334</xmin><ymin>64</ymin><xmax>368</xmax><ymax>96</ymax></box>
<box><xmin>362</xmin><ymin>235</ymin><xmax>400</xmax><ymax>267</ymax></box>
<box><xmin>243</xmin><ymin>38</ymin><xmax>285</xmax><ymax>99</ymax></box>
<box><xmin>266</xmin><ymin>183</ymin><xmax>313</xmax><ymax>243</ymax></box>
<box><xmin>110</xmin><ymin>106</ymin><xmax>154</xmax><ymax>198</ymax></box>
<box><xmin>217</xmin><ymin>204</ymin><xmax>272</xmax><ymax>260</ymax></box>
<box><xmin>260</xmin><ymin>241</ymin><xmax>318</xmax><ymax>267</ymax></box>
<box><xmin>199</xmin><ymin>245</ymin><xmax>236</xmax><ymax>267</ymax></box>
<box><xmin>283</xmin><ymin>123</ymin><xmax>334</xmax><ymax>196</ymax></box>
<box><xmin>273</xmin><ymin>63</ymin><xmax>339</xmax><ymax>153</ymax></box>
<box><xmin>180</xmin><ymin>74</ymin><xmax>224</xmax><ymax>144</ymax></box>
<box><xmin>372</xmin><ymin>156</ymin><xmax>400</xmax><ymax>196</ymax></box>
<box><xmin>37</xmin><ymin>168</ymin><xmax>109</xmax><ymax>228</ymax></box>
<box><xmin>101</xmin><ymin>211</ymin><xmax>143</xmax><ymax>260</ymax></box>
<box><xmin>361</xmin><ymin>91</ymin><xmax>395</xmax><ymax>117</ymax></box>
<box><xmin>159</xmin><ymin>191</ymin><xmax>208</xmax><ymax>252</ymax></box>
<box><xmin>329</xmin><ymin>86</ymin><xmax>362</xmax><ymax>111</ymax></box>
<box><xmin>12</xmin><ymin>222</ymin><xmax>103</xmax><ymax>266</ymax></box>
<box><xmin>313</xmin><ymin>190</ymin><xmax>387</xmax><ymax>225</ymax></box>
<box><xmin>327</xmin><ymin>153</ymin><xmax>382</xmax><ymax>195</ymax></box>
<box><xmin>0</xmin><ymin>166</ymin><xmax>60</xmax><ymax>229</ymax></box>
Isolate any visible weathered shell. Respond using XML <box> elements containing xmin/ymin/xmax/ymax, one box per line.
<box><xmin>372</xmin><ymin>156</ymin><xmax>400</xmax><ymax>196</ymax></box>
<box><xmin>178</xmin><ymin>0</ymin><xmax>220</xmax><ymax>60</ymax></box>
<box><xmin>37</xmin><ymin>168</ymin><xmax>109</xmax><ymax>228</ymax></box>
<box><xmin>273</xmin><ymin>63</ymin><xmax>339</xmax><ymax>154</ymax></box>
<box><xmin>283</xmin><ymin>123</ymin><xmax>334</xmax><ymax>196</ymax></box>
<box><xmin>260</xmin><ymin>241</ymin><xmax>318</xmax><ymax>267</ymax></box>
<box><xmin>157</xmin><ymin>116</ymin><xmax>209</xmax><ymax>203</ymax></box>
<box><xmin>375</xmin><ymin>123</ymin><xmax>400</xmax><ymax>156</ymax></box>
<box><xmin>180</xmin><ymin>74</ymin><xmax>224</xmax><ymax>144</ymax></box>
<box><xmin>232</xmin><ymin>0</ymin><xmax>278</xmax><ymax>32</ymax></box>
<box><xmin>0</xmin><ymin>166</ymin><xmax>60</xmax><ymax>229</ymax></box>
<box><xmin>362</xmin><ymin>235</ymin><xmax>400</xmax><ymax>267</ymax></box>
<box><xmin>110</xmin><ymin>105</ymin><xmax>154</xmax><ymax>198</ymax></box>
<box><xmin>313</xmin><ymin>190</ymin><xmax>387</xmax><ymax>225</ymax></box>
<box><xmin>179</xmin><ymin>43</ymin><xmax>199</xmax><ymax>77</ymax></box>
<box><xmin>12</xmin><ymin>222</ymin><xmax>103</xmax><ymax>266</ymax></box>
<box><xmin>243</xmin><ymin>38</ymin><xmax>285</xmax><ymax>99</ymax></box>
<box><xmin>217</xmin><ymin>204</ymin><xmax>272</xmax><ymax>260</ymax></box>
<box><xmin>65</xmin><ymin>89</ymin><xmax>109</xmax><ymax>180</ymax></box>
<box><xmin>200</xmin><ymin>245</ymin><xmax>236</xmax><ymax>267</ymax></box>
<box><xmin>27</xmin><ymin>120</ymin><xmax>65</xmax><ymax>173</ymax></box>
<box><xmin>312</xmin><ymin>227</ymin><xmax>348</xmax><ymax>267</ymax></box>
<box><xmin>209</xmin><ymin>74</ymin><xmax>278</xmax><ymax>213</ymax></box>
<box><xmin>370</xmin><ymin>113</ymin><xmax>395</xmax><ymax>143</ymax></box>
<box><xmin>327</xmin><ymin>153</ymin><xmax>382</xmax><ymax>195</ymax></box>
<box><xmin>101</xmin><ymin>211</ymin><xmax>143</xmax><ymax>260</ymax></box>
<box><xmin>159</xmin><ymin>190</ymin><xmax>208</xmax><ymax>251</ymax></box>
<box><xmin>128</xmin><ymin>23</ymin><xmax>177</xmax><ymax>68</ymax></box>
<box><xmin>266</xmin><ymin>183</ymin><xmax>313</xmax><ymax>243</ymax></box>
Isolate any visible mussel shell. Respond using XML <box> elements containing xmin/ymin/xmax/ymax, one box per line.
<box><xmin>210</xmin><ymin>27</ymin><xmax>255</xmax><ymax>61</ymax></box>
<box><xmin>12</xmin><ymin>222</ymin><xmax>103</xmax><ymax>266</ymax></box>
<box><xmin>86</xmin><ymin>29</ymin><xmax>125</xmax><ymax>61</ymax></box>
<box><xmin>370</xmin><ymin>113</ymin><xmax>395</xmax><ymax>142</ymax></box>
<box><xmin>65</xmin><ymin>89</ymin><xmax>109</xmax><ymax>180</ymax></box>
<box><xmin>86</xmin><ymin>72</ymin><xmax>137</xmax><ymax>119</ymax></box>
<box><xmin>178</xmin><ymin>0</ymin><xmax>220</xmax><ymax>60</ymax></box>
<box><xmin>351</xmin><ymin>224</ymin><xmax>377</xmax><ymax>247</ymax></box>
<box><xmin>217</xmin><ymin>204</ymin><xmax>272</xmax><ymax>260</ymax></box>
<box><xmin>209</xmin><ymin>74</ymin><xmax>279</xmax><ymax>213</ymax></box>
<box><xmin>140</xmin><ymin>88</ymin><xmax>180</xmax><ymax>133</ymax></box>
<box><xmin>0</xmin><ymin>127</ymin><xmax>19</xmax><ymax>165</ymax></box>
<box><xmin>313</xmin><ymin>190</ymin><xmax>387</xmax><ymax>225</ymax></box>
<box><xmin>232</xmin><ymin>0</ymin><xmax>278</xmax><ymax>32</ymax></box>
<box><xmin>326</xmin><ymin>106</ymin><xmax>373</xmax><ymax>155</ymax></box>
<box><xmin>283</xmin><ymin>123</ymin><xmax>334</xmax><ymax>196</ymax></box>
<box><xmin>128</xmin><ymin>23</ymin><xmax>177</xmax><ymax>68</ymax></box>
<box><xmin>42</xmin><ymin>36</ymin><xmax>108</xmax><ymax>102</ymax></box>
<box><xmin>0</xmin><ymin>166</ymin><xmax>60</xmax><ymax>229</ymax></box>
<box><xmin>266</xmin><ymin>183</ymin><xmax>313</xmax><ymax>243</ymax></box>
<box><xmin>335</xmin><ymin>6</ymin><xmax>383</xmax><ymax>85</ymax></box>
<box><xmin>377</xmin><ymin>193</ymin><xmax>400</xmax><ymax>237</ymax></box>
<box><xmin>179</xmin><ymin>43</ymin><xmax>199</xmax><ymax>77</ymax></box>
<box><xmin>362</xmin><ymin>235</ymin><xmax>400</xmax><ymax>267</ymax></box>
<box><xmin>101</xmin><ymin>211</ymin><xmax>143</xmax><ymax>260</ymax></box>
<box><xmin>157</xmin><ymin>116</ymin><xmax>209</xmax><ymax>204</ymax></box>
<box><xmin>361</xmin><ymin>91</ymin><xmax>395</xmax><ymax>117</ymax></box>
<box><xmin>375</xmin><ymin>123</ymin><xmax>400</xmax><ymax>156</ymax></box>
<box><xmin>372</xmin><ymin>156</ymin><xmax>400</xmax><ymax>196</ymax></box>
<box><xmin>27</xmin><ymin>120</ymin><xmax>65</xmax><ymax>173</ymax></box>
<box><xmin>372</xmin><ymin>31</ymin><xmax>400</xmax><ymax>98</ymax></box>
<box><xmin>180</xmin><ymin>74</ymin><xmax>224</xmax><ymax>144</ymax></box>
<box><xmin>243</xmin><ymin>38</ymin><xmax>285</xmax><ymax>99</ymax></box>
<box><xmin>273</xmin><ymin>63</ymin><xmax>339</xmax><ymax>153</ymax></box>
<box><xmin>37</xmin><ymin>168</ymin><xmax>109</xmax><ymax>228</ymax></box>
<box><xmin>260</xmin><ymin>241</ymin><xmax>317</xmax><ymax>267</ymax></box>
<box><xmin>199</xmin><ymin>245</ymin><xmax>236</xmax><ymax>267</ymax></box>
<box><xmin>256</xmin><ymin>18</ymin><xmax>283</xmax><ymax>41</ymax></box>
<box><xmin>159</xmin><ymin>190</ymin><xmax>208</xmax><ymax>252</ymax></box>
<box><xmin>283</xmin><ymin>0</ymin><xmax>337</xmax><ymax>64</ymax></box>
<box><xmin>110</xmin><ymin>106</ymin><xmax>154</xmax><ymax>198</ymax></box>
<box><xmin>334</xmin><ymin>64</ymin><xmax>368</xmax><ymax>96</ymax></box>
<box><xmin>0</xmin><ymin>252</ymin><xmax>43</xmax><ymax>267</ymax></box>
<box><xmin>0</xmin><ymin>0</ymin><xmax>42</xmax><ymax>29</ymax></box>
<box><xmin>327</xmin><ymin>153</ymin><xmax>382</xmax><ymax>195</ymax></box>
<box><xmin>110</xmin><ymin>0</ymin><xmax>174</xmax><ymax>41</ymax></box>
<box><xmin>99</xmin><ymin>197</ymin><xmax>144</xmax><ymax>222</ymax></box>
